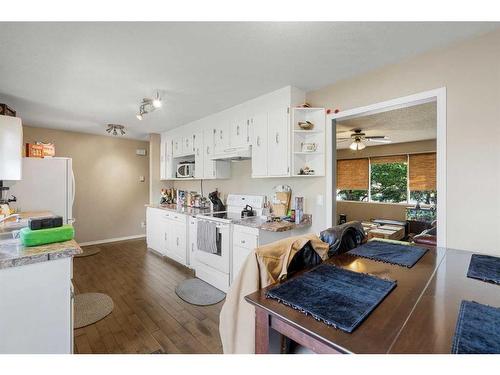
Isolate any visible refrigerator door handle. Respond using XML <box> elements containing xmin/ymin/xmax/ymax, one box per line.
<box><xmin>69</xmin><ymin>167</ymin><xmax>76</xmax><ymax>224</ymax></box>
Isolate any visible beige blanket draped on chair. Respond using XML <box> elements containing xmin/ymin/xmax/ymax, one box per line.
<box><xmin>219</xmin><ymin>233</ymin><xmax>329</xmax><ymax>354</ymax></box>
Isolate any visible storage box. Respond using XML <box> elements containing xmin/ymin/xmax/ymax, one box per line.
<box><xmin>25</xmin><ymin>143</ymin><xmax>44</xmax><ymax>158</ymax></box>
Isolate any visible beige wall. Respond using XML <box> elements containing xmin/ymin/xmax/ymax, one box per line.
<box><xmin>308</xmin><ymin>29</ymin><xmax>500</xmax><ymax>254</ymax></box>
<box><xmin>337</xmin><ymin>201</ymin><xmax>407</xmax><ymax>223</ymax></box>
<box><xmin>337</xmin><ymin>139</ymin><xmax>436</xmax><ymax>160</ymax></box>
<box><xmin>23</xmin><ymin>126</ymin><xmax>150</xmax><ymax>244</ymax></box>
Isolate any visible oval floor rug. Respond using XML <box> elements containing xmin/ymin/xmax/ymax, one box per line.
<box><xmin>74</xmin><ymin>293</ymin><xmax>114</xmax><ymax>329</ymax></box>
<box><xmin>75</xmin><ymin>247</ymin><xmax>101</xmax><ymax>258</ymax></box>
<box><xmin>175</xmin><ymin>278</ymin><xmax>225</xmax><ymax>306</ymax></box>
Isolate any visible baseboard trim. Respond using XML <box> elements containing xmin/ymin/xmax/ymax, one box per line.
<box><xmin>80</xmin><ymin>234</ymin><xmax>146</xmax><ymax>247</ymax></box>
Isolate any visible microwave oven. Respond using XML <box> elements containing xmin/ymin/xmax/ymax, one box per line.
<box><xmin>176</xmin><ymin>162</ymin><xmax>195</xmax><ymax>178</ymax></box>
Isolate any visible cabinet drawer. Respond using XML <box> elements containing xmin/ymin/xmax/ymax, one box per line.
<box><xmin>233</xmin><ymin>230</ymin><xmax>257</xmax><ymax>250</ymax></box>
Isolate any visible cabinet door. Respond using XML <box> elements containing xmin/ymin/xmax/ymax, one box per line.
<box><xmin>203</xmin><ymin>127</ymin><xmax>216</xmax><ymax>179</ymax></box>
<box><xmin>229</xmin><ymin>117</ymin><xmax>248</xmax><ymax>148</ymax></box>
<box><xmin>214</xmin><ymin>121</ymin><xmax>229</xmax><ymax>154</ymax></box>
<box><xmin>160</xmin><ymin>134</ymin><xmax>166</xmax><ymax>180</ymax></box>
<box><xmin>172</xmin><ymin>137</ymin><xmax>182</xmax><ymax>157</ymax></box>
<box><xmin>251</xmin><ymin>112</ymin><xmax>268</xmax><ymax>177</ymax></box>
<box><xmin>188</xmin><ymin>218</ymin><xmax>198</xmax><ymax>268</ymax></box>
<box><xmin>182</xmin><ymin>134</ymin><xmax>194</xmax><ymax>155</ymax></box>
<box><xmin>146</xmin><ymin>209</ymin><xmax>164</xmax><ymax>253</ymax></box>
<box><xmin>267</xmin><ymin>106</ymin><xmax>289</xmax><ymax>177</ymax></box>
<box><xmin>232</xmin><ymin>245</ymin><xmax>253</xmax><ymax>283</ymax></box>
<box><xmin>193</xmin><ymin>132</ymin><xmax>204</xmax><ymax>179</ymax></box>
<box><xmin>168</xmin><ymin>221</ymin><xmax>187</xmax><ymax>266</ymax></box>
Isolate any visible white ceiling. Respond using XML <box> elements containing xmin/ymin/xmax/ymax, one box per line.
<box><xmin>336</xmin><ymin>101</ymin><xmax>436</xmax><ymax>149</ymax></box>
<box><xmin>0</xmin><ymin>22</ymin><xmax>497</xmax><ymax>140</ymax></box>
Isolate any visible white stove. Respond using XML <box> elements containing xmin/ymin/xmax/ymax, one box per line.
<box><xmin>194</xmin><ymin>194</ymin><xmax>266</xmax><ymax>292</ymax></box>
<box><xmin>196</xmin><ymin>194</ymin><xmax>266</xmax><ymax>223</ymax></box>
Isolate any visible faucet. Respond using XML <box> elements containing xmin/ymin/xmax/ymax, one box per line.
<box><xmin>0</xmin><ymin>213</ymin><xmax>21</xmax><ymax>225</ymax></box>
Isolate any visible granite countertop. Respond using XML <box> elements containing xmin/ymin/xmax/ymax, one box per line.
<box><xmin>234</xmin><ymin>214</ymin><xmax>312</xmax><ymax>232</ymax></box>
<box><xmin>0</xmin><ymin>211</ymin><xmax>82</xmax><ymax>270</ymax></box>
<box><xmin>0</xmin><ymin>239</ymin><xmax>82</xmax><ymax>269</ymax></box>
<box><xmin>146</xmin><ymin>204</ymin><xmax>211</xmax><ymax>217</ymax></box>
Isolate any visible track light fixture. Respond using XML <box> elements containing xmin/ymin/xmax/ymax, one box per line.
<box><xmin>136</xmin><ymin>90</ymin><xmax>163</xmax><ymax>120</ymax></box>
<box><xmin>106</xmin><ymin>124</ymin><xmax>126</xmax><ymax>136</ymax></box>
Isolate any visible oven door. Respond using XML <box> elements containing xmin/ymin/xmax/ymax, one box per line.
<box><xmin>195</xmin><ymin>220</ymin><xmax>230</xmax><ymax>273</ymax></box>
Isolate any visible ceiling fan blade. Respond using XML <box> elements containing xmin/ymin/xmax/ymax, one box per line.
<box><xmin>367</xmin><ymin>138</ymin><xmax>392</xmax><ymax>143</ymax></box>
<box><xmin>365</xmin><ymin>136</ymin><xmax>388</xmax><ymax>139</ymax></box>
<box><xmin>336</xmin><ymin>138</ymin><xmax>351</xmax><ymax>141</ymax></box>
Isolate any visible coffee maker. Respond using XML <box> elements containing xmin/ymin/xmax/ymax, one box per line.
<box><xmin>208</xmin><ymin>190</ymin><xmax>225</xmax><ymax>212</ymax></box>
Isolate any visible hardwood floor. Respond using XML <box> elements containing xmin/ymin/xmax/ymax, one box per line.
<box><xmin>73</xmin><ymin>239</ymin><xmax>224</xmax><ymax>354</ymax></box>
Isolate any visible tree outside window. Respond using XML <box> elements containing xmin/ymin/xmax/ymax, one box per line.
<box><xmin>370</xmin><ymin>161</ymin><xmax>408</xmax><ymax>203</ymax></box>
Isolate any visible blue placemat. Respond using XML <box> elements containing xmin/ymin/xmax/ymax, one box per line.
<box><xmin>452</xmin><ymin>300</ymin><xmax>500</xmax><ymax>354</ymax></box>
<box><xmin>467</xmin><ymin>254</ymin><xmax>500</xmax><ymax>285</ymax></box>
<box><xmin>265</xmin><ymin>264</ymin><xmax>396</xmax><ymax>333</ymax></box>
<box><xmin>347</xmin><ymin>240</ymin><xmax>428</xmax><ymax>268</ymax></box>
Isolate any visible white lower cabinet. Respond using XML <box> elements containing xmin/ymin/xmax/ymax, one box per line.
<box><xmin>188</xmin><ymin>217</ymin><xmax>198</xmax><ymax>268</ymax></box>
<box><xmin>231</xmin><ymin>224</ymin><xmax>291</xmax><ymax>283</ymax></box>
<box><xmin>146</xmin><ymin>207</ymin><xmax>188</xmax><ymax>267</ymax></box>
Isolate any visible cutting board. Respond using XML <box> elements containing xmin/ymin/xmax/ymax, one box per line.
<box><xmin>260</xmin><ymin>220</ymin><xmax>295</xmax><ymax>232</ymax></box>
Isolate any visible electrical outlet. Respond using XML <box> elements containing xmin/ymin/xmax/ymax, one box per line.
<box><xmin>140</xmin><ymin>221</ymin><xmax>146</xmax><ymax>228</ymax></box>
<box><xmin>139</xmin><ymin>176</ymin><xmax>145</xmax><ymax>182</ymax></box>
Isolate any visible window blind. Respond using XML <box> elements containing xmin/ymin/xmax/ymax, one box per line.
<box><xmin>337</xmin><ymin>158</ymin><xmax>369</xmax><ymax>190</ymax></box>
<box><xmin>370</xmin><ymin>155</ymin><xmax>407</xmax><ymax>165</ymax></box>
<box><xmin>409</xmin><ymin>152</ymin><xmax>436</xmax><ymax>191</ymax></box>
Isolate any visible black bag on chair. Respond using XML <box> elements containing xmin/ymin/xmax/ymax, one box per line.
<box><xmin>320</xmin><ymin>221</ymin><xmax>366</xmax><ymax>257</ymax></box>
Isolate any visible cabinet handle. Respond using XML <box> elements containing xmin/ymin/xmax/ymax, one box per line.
<box><xmin>192</xmin><ymin>135</ymin><xmax>196</xmax><ymax>151</ymax></box>
<box><xmin>196</xmin><ymin>148</ymin><xmax>200</xmax><ymax>156</ymax></box>
<box><xmin>206</xmin><ymin>146</ymin><xmax>210</xmax><ymax>155</ymax></box>
<box><xmin>176</xmin><ymin>237</ymin><xmax>179</xmax><ymax>246</ymax></box>
<box><xmin>275</xmin><ymin>133</ymin><xmax>279</xmax><ymax>144</ymax></box>
<box><xmin>256</xmin><ymin>136</ymin><xmax>261</xmax><ymax>147</ymax></box>
<box><xmin>241</xmin><ymin>240</ymin><xmax>246</xmax><ymax>244</ymax></box>
<box><xmin>220</xmin><ymin>130</ymin><xmax>223</xmax><ymax>140</ymax></box>
<box><xmin>236</xmin><ymin>125</ymin><xmax>240</xmax><ymax>136</ymax></box>
<box><xmin>164</xmin><ymin>233</ymin><xmax>167</xmax><ymax>241</ymax></box>
<box><xmin>191</xmin><ymin>243</ymin><xmax>194</xmax><ymax>252</ymax></box>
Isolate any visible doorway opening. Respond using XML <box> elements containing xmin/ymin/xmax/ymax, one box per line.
<box><xmin>325</xmin><ymin>88</ymin><xmax>446</xmax><ymax>247</ymax></box>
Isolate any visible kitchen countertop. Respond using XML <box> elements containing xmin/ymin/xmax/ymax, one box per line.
<box><xmin>234</xmin><ymin>214</ymin><xmax>312</xmax><ymax>232</ymax></box>
<box><xmin>0</xmin><ymin>211</ymin><xmax>82</xmax><ymax>270</ymax></box>
<box><xmin>147</xmin><ymin>204</ymin><xmax>312</xmax><ymax>232</ymax></box>
<box><xmin>146</xmin><ymin>204</ymin><xmax>211</xmax><ymax>217</ymax></box>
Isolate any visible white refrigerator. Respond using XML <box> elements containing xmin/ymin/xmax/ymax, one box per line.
<box><xmin>9</xmin><ymin>157</ymin><xmax>75</xmax><ymax>224</ymax></box>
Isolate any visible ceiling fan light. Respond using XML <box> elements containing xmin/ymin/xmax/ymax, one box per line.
<box><xmin>349</xmin><ymin>139</ymin><xmax>366</xmax><ymax>151</ymax></box>
<box><xmin>136</xmin><ymin>113</ymin><xmax>143</xmax><ymax>121</ymax></box>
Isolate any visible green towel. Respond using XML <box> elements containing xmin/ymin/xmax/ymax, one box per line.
<box><xmin>20</xmin><ymin>225</ymin><xmax>75</xmax><ymax>247</ymax></box>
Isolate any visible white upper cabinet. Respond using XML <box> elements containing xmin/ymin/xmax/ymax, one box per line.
<box><xmin>0</xmin><ymin>115</ymin><xmax>22</xmax><ymax>181</ymax></box>
<box><xmin>172</xmin><ymin>136</ymin><xmax>182</xmax><ymax>158</ymax></box>
<box><xmin>193</xmin><ymin>130</ymin><xmax>204</xmax><ymax>179</ymax></box>
<box><xmin>267</xmin><ymin>106</ymin><xmax>290</xmax><ymax>177</ymax></box>
<box><xmin>213</xmin><ymin>117</ymin><xmax>230</xmax><ymax>154</ymax></box>
<box><xmin>158</xmin><ymin>86</ymin><xmax>305</xmax><ymax>180</ymax></box>
<box><xmin>250</xmin><ymin>111</ymin><xmax>268</xmax><ymax>177</ymax></box>
<box><xmin>160</xmin><ymin>133</ymin><xmax>174</xmax><ymax>180</ymax></box>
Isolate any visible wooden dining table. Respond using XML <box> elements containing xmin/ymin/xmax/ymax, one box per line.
<box><xmin>245</xmin><ymin>246</ymin><xmax>500</xmax><ymax>354</ymax></box>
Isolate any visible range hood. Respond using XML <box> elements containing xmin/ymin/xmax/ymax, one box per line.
<box><xmin>210</xmin><ymin>146</ymin><xmax>252</xmax><ymax>161</ymax></box>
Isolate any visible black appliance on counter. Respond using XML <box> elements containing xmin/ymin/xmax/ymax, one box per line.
<box><xmin>241</xmin><ymin>204</ymin><xmax>254</xmax><ymax>218</ymax></box>
<box><xmin>208</xmin><ymin>190</ymin><xmax>226</xmax><ymax>212</ymax></box>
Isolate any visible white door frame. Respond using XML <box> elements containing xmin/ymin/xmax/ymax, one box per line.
<box><xmin>325</xmin><ymin>87</ymin><xmax>447</xmax><ymax>248</ymax></box>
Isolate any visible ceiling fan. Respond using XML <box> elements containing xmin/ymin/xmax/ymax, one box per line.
<box><xmin>337</xmin><ymin>129</ymin><xmax>391</xmax><ymax>151</ymax></box>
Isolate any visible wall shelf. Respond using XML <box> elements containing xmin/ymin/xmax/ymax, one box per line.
<box><xmin>291</xmin><ymin>107</ymin><xmax>326</xmax><ymax>177</ymax></box>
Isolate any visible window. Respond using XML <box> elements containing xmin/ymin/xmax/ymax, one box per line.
<box><xmin>336</xmin><ymin>152</ymin><xmax>436</xmax><ymax>205</ymax></box>
<box><xmin>370</xmin><ymin>156</ymin><xmax>408</xmax><ymax>203</ymax></box>
<box><xmin>336</xmin><ymin>159</ymin><xmax>369</xmax><ymax>201</ymax></box>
